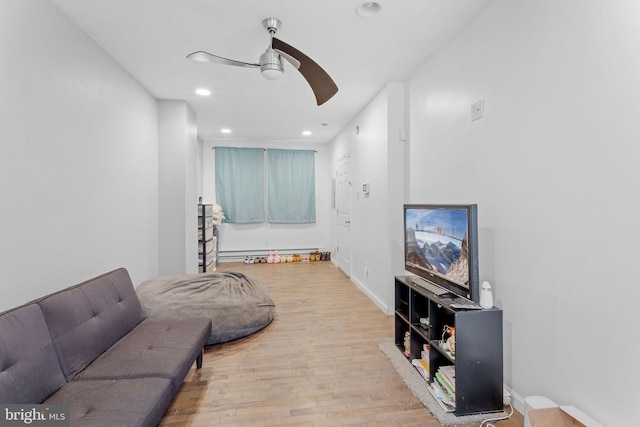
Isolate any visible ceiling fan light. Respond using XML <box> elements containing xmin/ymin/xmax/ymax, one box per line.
<box><xmin>262</xmin><ymin>68</ymin><xmax>283</xmax><ymax>80</ymax></box>
<box><xmin>260</xmin><ymin>49</ymin><xmax>284</xmax><ymax>80</ymax></box>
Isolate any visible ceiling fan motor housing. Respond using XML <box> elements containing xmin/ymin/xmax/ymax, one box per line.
<box><xmin>262</xmin><ymin>18</ymin><xmax>281</xmax><ymax>33</ymax></box>
<box><xmin>260</xmin><ymin>48</ymin><xmax>284</xmax><ymax>79</ymax></box>
<box><xmin>260</xmin><ymin>18</ymin><xmax>284</xmax><ymax>79</ymax></box>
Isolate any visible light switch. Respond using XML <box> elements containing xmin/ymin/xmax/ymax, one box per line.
<box><xmin>471</xmin><ymin>99</ymin><xmax>484</xmax><ymax>121</ymax></box>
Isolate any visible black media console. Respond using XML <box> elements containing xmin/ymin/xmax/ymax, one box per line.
<box><xmin>394</xmin><ymin>275</ymin><xmax>503</xmax><ymax>416</ymax></box>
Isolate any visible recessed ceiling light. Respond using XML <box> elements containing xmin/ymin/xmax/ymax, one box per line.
<box><xmin>220</xmin><ymin>128</ymin><xmax>231</xmax><ymax>134</ymax></box>
<box><xmin>195</xmin><ymin>88</ymin><xmax>211</xmax><ymax>96</ymax></box>
<box><xmin>302</xmin><ymin>130</ymin><xmax>312</xmax><ymax>136</ymax></box>
<box><xmin>356</xmin><ymin>2</ymin><xmax>382</xmax><ymax>18</ymax></box>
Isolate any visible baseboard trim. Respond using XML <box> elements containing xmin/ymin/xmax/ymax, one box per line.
<box><xmin>350</xmin><ymin>276</ymin><xmax>392</xmax><ymax>315</ymax></box>
<box><xmin>218</xmin><ymin>248</ymin><xmax>320</xmax><ymax>262</ymax></box>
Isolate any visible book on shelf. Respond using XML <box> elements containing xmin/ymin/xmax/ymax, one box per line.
<box><xmin>427</xmin><ymin>365</ymin><xmax>457</xmax><ymax>413</ymax></box>
<box><xmin>435</xmin><ymin>371</ymin><xmax>455</xmax><ymax>399</ymax></box>
<box><xmin>439</xmin><ymin>365</ymin><xmax>455</xmax><ymax>386</ymax></box>
<box><xmin>421</xmin><ymin>344</ymin><xmax>430</xmax><ymax>361</ymax></box>
<box><xmin>411</xmin><ymin>358</ymin><xmax>430</xmax><ymax>381</ymax></box>
<box><xmin>428</xmin><ymin>382</ymin><xmax>455</xmax><ymax>412</ymax></box>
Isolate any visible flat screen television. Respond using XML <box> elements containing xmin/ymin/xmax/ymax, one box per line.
<box><xmin>404</xmin><ymin>204</ymin><xmax>480</xmax><ymax>302</ymax></box>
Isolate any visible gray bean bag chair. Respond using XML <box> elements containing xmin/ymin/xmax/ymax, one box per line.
<box><xmin>136</xmin><ymin>271</ymin><xmax>275</xmax><ymax>345</ymax></box>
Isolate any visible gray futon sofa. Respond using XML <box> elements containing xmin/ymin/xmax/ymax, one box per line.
<box><xmin>0</xmin><ymin>268</ymin><xmax>212</xmax><ymax>426</ymax></box>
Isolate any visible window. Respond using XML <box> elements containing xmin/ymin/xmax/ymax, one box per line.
<box><xmin>214</xmin><ymin>147</ymin><xmax>265</xmax><ymax>223</ymax></box>
<box><xmin>267</xmin><ymin>149</ymin><xmax>315</xmax><ymax>223</ymax></box>
<box><xmin>214</xmin><ymin>147</ymin><xmax>315</xmax><ymax>224</ymax></box>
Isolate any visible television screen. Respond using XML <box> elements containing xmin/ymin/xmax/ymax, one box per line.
<box><xmin>404</xmin><ymin>204</ymin><xmax>479</xmax><ymax>302</ymax></box>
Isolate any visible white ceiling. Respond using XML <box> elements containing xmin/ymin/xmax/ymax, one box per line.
<box><xmin>51</xmin><ymin>0</ymin><xmax>492</xmax><ymax>144</ymax></box>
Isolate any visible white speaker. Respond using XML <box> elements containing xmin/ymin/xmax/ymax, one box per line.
<box><xmin>479</xmin><ymin>281</ymin><xmax>494</xmax><ymax>309</ymax></box>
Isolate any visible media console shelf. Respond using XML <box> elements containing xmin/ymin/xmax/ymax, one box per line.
<box><xmin>394</xmin><ymin>275</ymin><xmax>503</xmax><ymax>416</ymax></box>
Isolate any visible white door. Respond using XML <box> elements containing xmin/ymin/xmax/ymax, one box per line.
<box><xmin>336</xmin><ymin>153</ymin><xmax>351</xmax><ymax>276</ymax></box>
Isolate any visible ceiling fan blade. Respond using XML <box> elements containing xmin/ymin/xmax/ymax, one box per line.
<box><xmin>186</xmin><ymin>50</ymin><xmax>259</xmax><ymax>68</ymax></box>
<box><xmin>272</xmin><ymin>37</ymin><xmax>338</xmax><ymax>106</ymax></box>
<box><xmin>275</xmin><ymin>50</ymin><xmax>301</xmax><ymax>69</ymax></box>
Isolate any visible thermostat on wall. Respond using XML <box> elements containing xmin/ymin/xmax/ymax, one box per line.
<box><xmin>362</xmin><ymin>182</ymin><xmax>369</xmax><ymax>194</ymax></box>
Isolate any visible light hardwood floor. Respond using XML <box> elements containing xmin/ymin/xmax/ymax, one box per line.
<box><xmin>160</xmin><ymin>261</ymin><xmax>523</xmax><ymax>427</ymax></box>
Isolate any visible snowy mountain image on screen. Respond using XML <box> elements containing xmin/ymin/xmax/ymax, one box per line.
<box><xmin>405</xmin><ymin>207</ymin><xmax>470</xmax><ymax>285</ymax></box>
<box><xmin>411</xmin><ymin>230</ymin><xmax>469</xmax><ymax>284</ymax></box>
<box><xmin>418</xmin><ymin>239</ymin><xmax>461</xmax><ymax>275</ymax></box>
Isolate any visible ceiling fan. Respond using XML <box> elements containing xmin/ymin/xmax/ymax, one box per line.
<box><xmin>187</xmin><ymin>18</ymin><xmax>338</xmax><ymax>106</ymax></box>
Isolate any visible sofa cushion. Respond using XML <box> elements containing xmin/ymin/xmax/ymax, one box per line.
<box><xmin>38</xmin><ymin>268</ymin><xmax>145</xmax><ymax>380</ymax></box>
<box><xmin>44</xmin><ymin>377</ymin><xmax>172</xmax><ymax>427</ymax></box>
<box><xmin>0</xmin><ymin>303</ymin><xmax>66</xmax><ymax>403</ymax></box>
<box><xmin>74</xmin><ymin>317</ymin><xmax>211</xmax><ymax>396</ymax></box>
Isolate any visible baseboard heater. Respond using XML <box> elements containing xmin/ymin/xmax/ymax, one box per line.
<box><xmin>218</xmin><ymin>248</ymin><xmax>320</xmax><ymax>262</ymax></box>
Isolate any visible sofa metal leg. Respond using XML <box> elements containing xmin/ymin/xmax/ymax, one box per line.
<box><xmin>196</xmin><ymin>349</ymin><xmax>203</xmax><ymax>369</ymax></box>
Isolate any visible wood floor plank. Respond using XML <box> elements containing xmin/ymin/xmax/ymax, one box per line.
<box><xmin>160</xmin><ymin>261</ymin><xmax>523</xmax><ymax>427</ymax></box>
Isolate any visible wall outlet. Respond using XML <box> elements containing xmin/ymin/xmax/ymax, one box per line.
<box><xmin>503</xmin><ymin>387</ymin><xmax>512</xmax><ymax>405</ymax></box>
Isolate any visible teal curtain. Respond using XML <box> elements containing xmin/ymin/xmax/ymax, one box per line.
<box><xmin>215</xmin><ymin>147</ymin><xmax>265</xmax><ymax>223</ymax></box>
<box><xmin>267</xmin><ymin>149</ymin><xmax>315</xmax><ymax>223</ymax></box>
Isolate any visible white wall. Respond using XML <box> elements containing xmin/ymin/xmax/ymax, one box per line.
<box><xmin>158</xmin><ymin>100</ymin><xmax>198</xmax><ymax>275</ymax></box>
<box><xmin>197</xmin><ymin>138</ymin><xmax>204</xmax><ymax>202</ymax></box>
<box><xmin>0</xmin><ymin>0</ymin><xmax>159</xmax><ymax>311</ymax></box>
<box><xmin>329</xmin><ymin>83</ymin><xmax>406</xmax><ymax>312</ymax></box>
<box><xmin>201</xmin><ymin>140</ymin><xmax>331</xmax><ymax>257</ymax></box>
<box><xmin>408</xmin><ymin>1</ymin><xmax>639</xmax><ymax>425</ymax></box>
